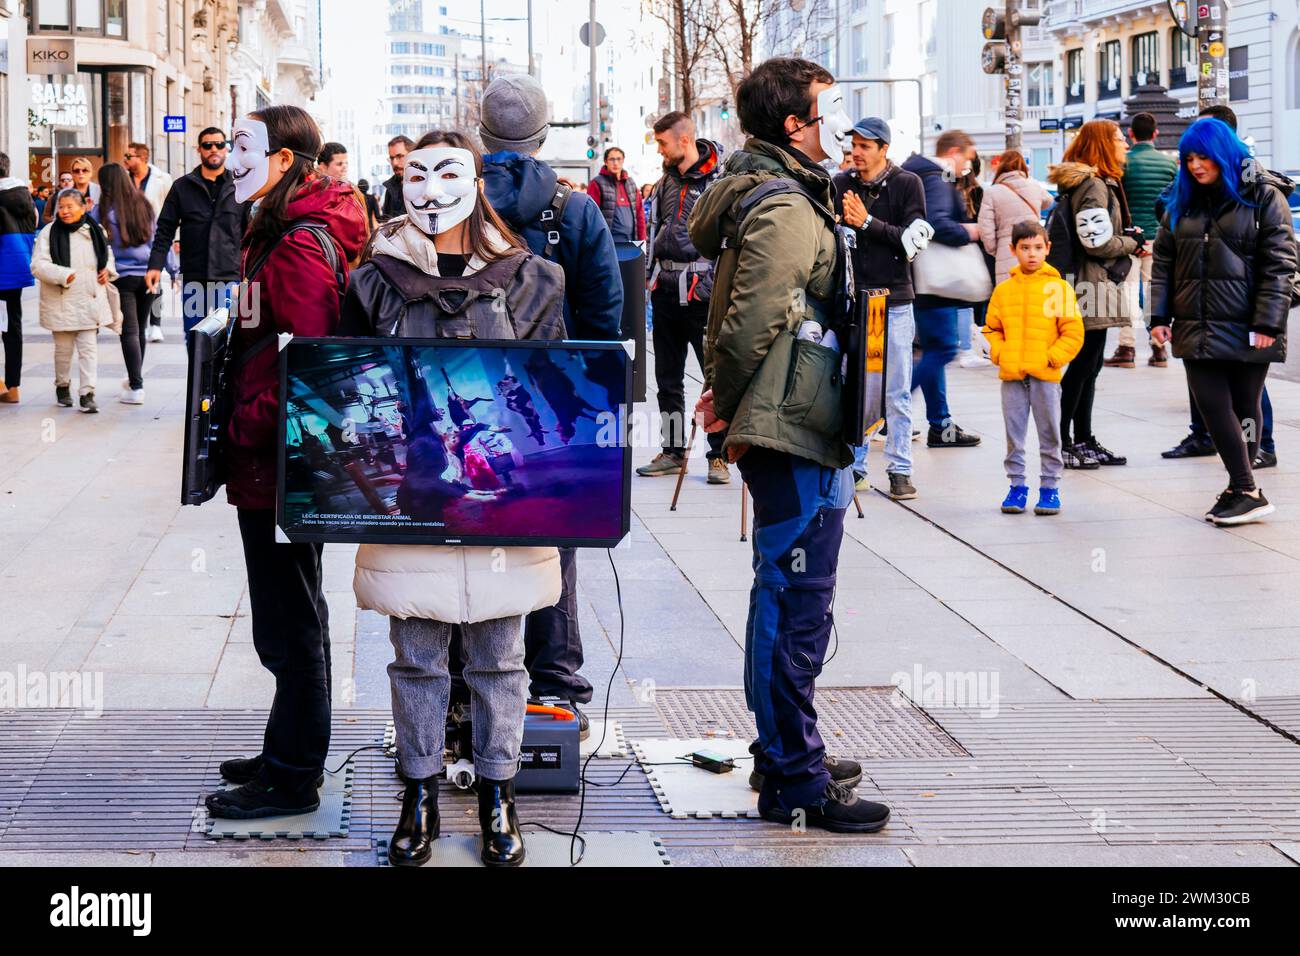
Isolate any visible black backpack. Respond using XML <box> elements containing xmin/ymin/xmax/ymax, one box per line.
<box><xmin>1045</xmin><ymin>188</ymin><xmax>1082</xmax><ymax>277</ymax></box>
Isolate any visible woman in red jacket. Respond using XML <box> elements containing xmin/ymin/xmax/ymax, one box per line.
<box><xmin>205</xmin><ymin>105</ymin><xmax>368</xmax><ymax>820</ymax></box>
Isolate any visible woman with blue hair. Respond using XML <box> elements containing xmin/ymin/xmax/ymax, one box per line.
<box><xmin>1150</xmin><ymin>118</ymin><xmax>1298</xmax><ymax>525</ymax></box>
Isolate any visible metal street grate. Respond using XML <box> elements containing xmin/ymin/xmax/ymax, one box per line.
<box><xmin>6</xmin><ymin>698</ymin><xmax>1300</xmax><ymax>859</ymax></box>
<box><xmin>650</xmin><ymin>686</ymin><xmax>970</xmax><ymax>759</ymax></box>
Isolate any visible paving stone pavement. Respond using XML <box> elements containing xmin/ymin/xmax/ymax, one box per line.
<box><xmin>2</xmin><ymin>297</ymin><xmax>1299</xmax><ymax>866</ymax></box>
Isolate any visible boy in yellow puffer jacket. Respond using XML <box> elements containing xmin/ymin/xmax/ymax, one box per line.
<box><xmin>984</xmin><ymin>220</ymin><xmax>1084</xmax><ymax>515</ymax></box>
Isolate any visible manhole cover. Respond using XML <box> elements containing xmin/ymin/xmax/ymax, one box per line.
<box><xmin>651</xmin><ymin>687</ymin><xmax>969</xmax><ymax>759</ymax></box>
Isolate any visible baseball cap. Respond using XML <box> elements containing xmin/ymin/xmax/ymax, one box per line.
<box><xmin>851</xmin><ymin>117</ymin><xmax>892</xmax><ymax>145</ymax></box>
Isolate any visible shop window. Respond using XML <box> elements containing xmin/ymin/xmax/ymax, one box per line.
<box><xmin>31</xmin><ymin>0</ymin><xmax>125</xmax><ymax>37</ymax></box>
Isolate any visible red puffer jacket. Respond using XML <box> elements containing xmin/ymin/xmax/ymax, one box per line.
<box><xmin>225</xmin><ymin>176</ymin><xmax>368</xmax><ymax>510</ymax></box>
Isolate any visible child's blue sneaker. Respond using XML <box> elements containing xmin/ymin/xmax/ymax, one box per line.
<box><xmin>1034</xmin><ymin>488</ymin><xmax>1061</xmax><ymax>515</ymax></box>
<box><xmin>1001</xmin><ymin>485</ymin><xmax>1030</xmax><ymax>513</ymax></box>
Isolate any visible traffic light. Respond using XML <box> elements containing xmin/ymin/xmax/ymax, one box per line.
<box><xmin>720</xmin><ymin>100</ymin><xmax>730</xmax><ymax>121</ymax></box>
<box><xmin>981</xmin><ymin>4</ymin><xmax>1040</xmax><ymax>149</ymax></box>
<box><xmin>586</xmin><ymin>134</ymin><xmax>596</xmax><ymax>160</ymax></box>
<box><xmin>598</xmin><ymin>96</ymin><xmax>611</xmax><ymax>138</ymax></box>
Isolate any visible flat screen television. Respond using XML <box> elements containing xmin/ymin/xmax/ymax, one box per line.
<box><xmin>181</xmin><ymin>309</ymin><xmax>233</xmax><ymax>506</ymax></box>
<box><xmin>276</xmin><ymin>337</ymin><xmax>632</xmax><ymax>548</ymax></box>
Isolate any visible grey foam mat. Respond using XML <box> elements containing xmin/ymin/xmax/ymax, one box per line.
<box><xmin>581</xmin><ymin>719</ymin><xmax>627</xmax><ymax>758</ymax></box>
<box><xmin>378</xmin><ymin>830</ymin><xmax>671</xmax><ymax>867</ymax></box>
<box><xmin>631</xmin><ymin>737</ymin><xmax>759</xmax><ymax>819</ymax></box>
<box><xmin>205</xmin><ymin>761</ymin><xmax>354</xmax><ymax>840</ymax></box>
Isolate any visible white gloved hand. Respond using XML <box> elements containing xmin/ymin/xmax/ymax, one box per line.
<box><xmin>901</xmin><ymin>219</ymin><xmax>934</xmax><ymax>261</ymax></box>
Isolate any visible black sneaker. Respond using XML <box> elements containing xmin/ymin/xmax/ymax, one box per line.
<box><xmin>219</xmin><ymin>754</ymin><xmax>324</xmax><ymax>788</ymax></box>
<box><xmin>749</xmin><ymin>754</ymin><xmax>863</xmax><ymax>793</ymax></box>
<box><xmin>1253</xmin><ymin>449</ymin><xmax>1277</xmax><ymax>470</ymax></box>
<box><xmin>1078</xmin><ymin>437</ymin><xmax>1126</xmax><ymax>466</ymax></box>
<box><xmin>1062</xmin><ymin>443</ymin><xmax>1101</xmax><ymax>470</ymax></box>
<box><xmin>1162</xmin><ymin>435</ymin><xmax>1216</xmax><ymax>459</ymax></box>
<box><xmin>1208</xmin><ymin>488</ymin><xmax>1274</xmax><ymax>526</ymax></box>
<box><xmin>79</xmin><ymin>392</ymin><xmax>98</xmax><ymax>414</ymax></box>
<box><xmin>1205</xmin><ymin>489</ymin><xmax>1236</xmax><ymax>522</ymax></box>
<box><xmin>55</xmin><ymin>385</ymin><xmax>72</xmax><ymax>407</ymax></box>
<box><xmin>927</xmin><ymin>424</ymin><xmax>981</xmax><ymax>447</ymax></box>
<box><xmin>759</xmin><ymin>779</ymin><xmax>890</xmax><ymax>833</ymax></box>
<box><xmin>204</xmin><ymin>779</ymin><xmax>320</xmax><ymax>819</ymax></box>
<box><xmin>887</xmin><ymin>473</ymin><xmax>918</xmax><ymax>500</ymax></box>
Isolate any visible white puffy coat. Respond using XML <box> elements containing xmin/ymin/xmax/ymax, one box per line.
<box><xmin>353</xmin><ymin>544</ymin><xmax>561</xmax><ymax>624</ymax></box>
<box><xmin>350</xmin><ymin>221</ymin><xmax>562</xmax><ymax>625</ymax></box>
<box><xmin>32</xmin><ymin>221</ymin><xmax>118</xmax><ymax>332</ymax></box>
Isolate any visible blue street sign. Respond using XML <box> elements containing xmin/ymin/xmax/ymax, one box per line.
<box><xmin>163</xmin><ymin>115</ymin><xmax>186</xmax><ymax>133</ymax></box>
<box><xmin>1039</xmin><ymin>118</ymin><xmax>1062</xmax><ymax>131</ymax></box>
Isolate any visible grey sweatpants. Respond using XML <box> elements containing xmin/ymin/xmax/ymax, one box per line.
<box><xmin>388</xmin><ymin>616</ymin><xmax>528</xmax><ymax>781</ymax></box>
<box><xmin>1001</xmin><ymin>377</ymin><xmax>1064</xmax><ymax>489</ymax></box>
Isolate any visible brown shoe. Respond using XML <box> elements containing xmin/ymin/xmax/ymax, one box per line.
<box><xmin>0</xmin><ymin>386</ymin><xmax>17</xmax><ymax>404</ymax></box>
<box><xmin>1148</xmin><ymin>342</ymin><xmax>1168</xmax><ymax>367</ymax></box>
<box><xmin>1103</xmin><ymin>345</ymin><xmax>1135</xmax><ymax>368</ymax></box>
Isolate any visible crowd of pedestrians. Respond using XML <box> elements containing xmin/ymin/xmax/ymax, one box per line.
<box><xmin>0</xmin><ymin>50</ymin><xmax>1294</xmax><ymax>867</ymax></box>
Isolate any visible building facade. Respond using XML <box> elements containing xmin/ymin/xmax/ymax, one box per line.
<box><xmin>229</xmin><ymin>0</ymin><xmax>324</xmax><ymax>128</ymax></box>
<box><xmin>765</xmin><ymin>0</ymin><xmax>1060</xmax><ymax>175</ymax></box>
<box><xmin>1043</xmin><ymin>0</ymin><xmax>1299</xmax><ymax>170</ymax></box>
<box><xmin>25</xmin><ymin>0</ymin><xmax>239</xmax><ymax>185</ymax></box>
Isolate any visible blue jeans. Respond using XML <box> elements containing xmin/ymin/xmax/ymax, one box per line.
<box><xmin>853</xmin><ymin>303</ymin><xmax>915</xmax><ymax>477</ymax></box>
<box><xmin>389</xmin><ymin>615</ymin><xmax>528</xmax><ymax>781</ymax></box>
<box><xmin>957</xmin><ymin>306</ymin><xmax>973</xmax><ymax>351</ymax></box>
<box><xmin>912</xmin><ymin>304</ymin><xmax>960</xmax><ymax>428</ymax></box>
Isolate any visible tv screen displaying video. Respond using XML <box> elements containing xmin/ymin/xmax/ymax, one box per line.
<box><xmin>276</xmin><ymin>337</ymin><xmax>631</xmax><ymax>547</ymax></box>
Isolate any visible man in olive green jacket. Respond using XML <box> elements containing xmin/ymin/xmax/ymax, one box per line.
<box><xmin>688</xmin><ymin>57</ymin><xmax>889</xmax><ymax>835</ymax></box>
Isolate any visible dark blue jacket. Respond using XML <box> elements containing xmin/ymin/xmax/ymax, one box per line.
<box><xmin>482</xmin><ymin>151</ymin><xmax>623</xmax><ymax>341</ymax></box>
<box><xmin>0</xmin><ymin>180</ymin><xmax>36</xmax><ymax>291</ymax></box>
<box><xmin>901</xmin><ymin>153</ymin><xmax>972</xmax><ymax>308</ymax></box>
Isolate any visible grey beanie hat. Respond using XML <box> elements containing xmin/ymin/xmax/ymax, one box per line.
<box><xmin>479</xmin><ymin>74</ymin><xmax>550</xmax><ymax>154</ymax></box>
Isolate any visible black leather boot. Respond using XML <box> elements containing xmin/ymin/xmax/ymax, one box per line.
<box><xmin>476</xmin><ymin>776</ymin><xmax>525</xmax><ymax>867</ymax></box>
<box><xmin>388</xmin><ymin>774</ymin><xmax>440</xmax><ymax>867</ymax></box>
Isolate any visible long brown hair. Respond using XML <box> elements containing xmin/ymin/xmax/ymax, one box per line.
<box><xmin>1064</xmin><ymin>120</ymin><xmax>1125</xmax><ymax>181</ymax></box>
<box><xmin>408</xmin><ymin>129</ymin><xmax>525</xmax><ymax>262</ymax></box>
<box><xmin>97</xmin><ymin>162</ymin><xmax>155</xmax><ymax>247</ymax></box>
<box><xmin>246</xmin><ymin>104</ymin><xmax>323</xmax><ymax>250</ymax></box>
<box><xmin>994</xmin><ymin>149</ymin><xmax>1028</xmax><ymax>178</ymax></box>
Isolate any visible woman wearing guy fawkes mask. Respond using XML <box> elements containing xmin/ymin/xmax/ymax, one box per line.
<box><xmin>205</xmin><ymin>106</ymin><xmax>367</xmax><ymax>823</ymax></box>
<box><xmin>340</xmin><ymin>129</ymin><xmax>566</xmax><ymax>868</ymax></box>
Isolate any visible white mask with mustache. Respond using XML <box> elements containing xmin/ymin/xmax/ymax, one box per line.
<box><xmin>228</xmin><ymin>117</ymin><xmax>271</xmax><ymax>204</ymax></box>
<box><xmin>403</xmin><ymin>147</ymin><xmax>478</xmax><ymax>235</ymax></box>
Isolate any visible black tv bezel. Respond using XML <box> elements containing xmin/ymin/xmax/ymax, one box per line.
<box><xmin>275</xmin><ymin>336</ymin><xmax>633</xmax><ymax>549</ymax></box>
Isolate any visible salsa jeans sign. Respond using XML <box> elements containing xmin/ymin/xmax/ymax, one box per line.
<box><xmin>27</xmin><ymin>37</ymin><xmax>76</xmax><ymax>76</ymax></box>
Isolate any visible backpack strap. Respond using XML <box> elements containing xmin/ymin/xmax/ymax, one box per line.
<box><xmin>232</xmin><ymin>219</ymin><xmax>346</xmax><ymax>364</ymax></box>
<box><xmin>538</xmin><ymin>183</ymin><xmax>573</xmax><ymax>260</ymax></box>
<box><xmin>722</xmin><ymin>177</ymin><xmax>837</xmax><ymax>250</ymax></box>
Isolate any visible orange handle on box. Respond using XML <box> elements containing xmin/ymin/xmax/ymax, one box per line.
<box><xmin>526</xmin><ymin>703</ymin><xmax>576</xmax><ymax>721</ymax></box>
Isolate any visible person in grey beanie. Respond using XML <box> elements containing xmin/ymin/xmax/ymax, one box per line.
<box><xmin>466</xmin><ymin>73</ymin><xmax>624</xmax><ymax>735</ymax></box>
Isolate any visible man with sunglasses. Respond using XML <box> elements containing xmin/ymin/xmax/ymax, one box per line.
<box><xmin>124</xmin><ymin>142</ymin><xmax>173</xmax><ymax>218</ymax></box>
<box><xmin>146</xmin><ymin>127</ymin><xmax>248</xmax><ymax>340</ymax></box>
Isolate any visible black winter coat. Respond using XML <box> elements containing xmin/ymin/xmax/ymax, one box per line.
<box><xmin>832</xmin><ymin>162</ymin><xmax>927</xmax><ymax>303</ymax></box>
<box><xmin>649</xmin><ymin>139</ymin><xmax>722</xmax><ymax>300</ymax></box>
<box><xmin>146</xmin><ymin>167</ymin><xmax>246</xmax><ymax>281</ymax></box>
<box><xmin>1150</xmin><ymin>167</ymin><xmax>1297</xmax><ymax>363</ymax></box>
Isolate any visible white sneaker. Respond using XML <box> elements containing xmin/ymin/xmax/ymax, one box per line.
<box><xmin>956</xmin><ymin>349</ymin><xmax>992</xmax><ymax>368</ymax></box>
<box><xmin>120</xmin><ymin>388</ymin><xmax>145</xmax><ymax>405</ymax></box>
<box><xmin>148</xmin><ymin>325</ymin><xmax>164</xmax><ymax>343</ymax></box>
